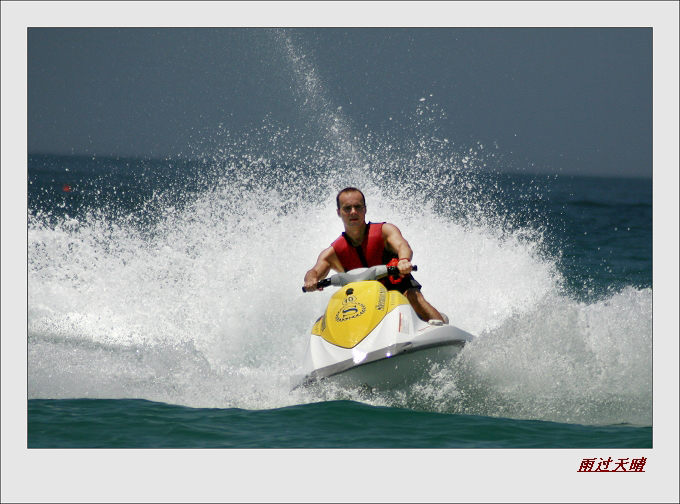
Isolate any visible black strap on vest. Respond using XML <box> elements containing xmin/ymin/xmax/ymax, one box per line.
<box><xmin>342</xmin><ymin>231</ymin><xmax>370</xmax><ymax>268</ymax></box>
<box><xmin>354</xmin><ymin>241</ymin><xmax>369</xmax><ymax>268</ymax></box>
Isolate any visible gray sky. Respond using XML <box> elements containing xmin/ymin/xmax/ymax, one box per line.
<box><xmin>14</xmin><ymin>4</ymin><xmax>675</xmax><ymax>178</ymax></box>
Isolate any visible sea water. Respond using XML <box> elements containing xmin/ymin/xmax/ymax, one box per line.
<box><xmin>26</xmin><ymin>152</ymin><xmax>653</xmax><ymax>426</ymax></box>
<box><xmin>18</xmin><ymin>28</ymin><xmax>664</xmax><ymax>502</ymax></box>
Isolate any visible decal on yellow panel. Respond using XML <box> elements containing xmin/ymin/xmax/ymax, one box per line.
<box><xmin>317</xmin><ymin>281</ymin><xmax>410</xmax><ymax>348</ymax></box>
<box><xmin>311</xmin><ymin>315</ymin><xmax>324</xmax><ymax>336</ymax></box>
<box><xmin>387</xmin><ymin>290</ymin><xmax>410</xmax><ymax>312</ymax></box>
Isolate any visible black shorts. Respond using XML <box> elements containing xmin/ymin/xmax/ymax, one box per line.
<box><xmin>382</xmin><ymin>274</ymin><xmax>422</xmax><ymax>294</ymax></box>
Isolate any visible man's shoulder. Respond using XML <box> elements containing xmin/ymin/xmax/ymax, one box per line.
<box><xmin>320</xmin><ymin>245</ymin><xmax>342</xmax><ymax>270</ymax></box>
<box><xmin>321</xmin><ymin>244</ymin><xmax>338</xmax><ymax>256</ymax></box>
<box><xmin>380</xmin><ymin>222</ymin><xmax>400</xmax><ymax>234</ymax></box>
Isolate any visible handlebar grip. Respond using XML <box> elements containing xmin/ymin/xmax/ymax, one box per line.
<box><xmin>387</xmin><ymin>264</ymin><xmax>418</xmax><ymax>277</ymax></box>
<box><xmin>302</xmin><ymin>277</ymin><xmax>332</xmax><ymax>293</ymax></box>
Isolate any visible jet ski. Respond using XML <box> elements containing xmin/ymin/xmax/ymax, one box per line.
<box><xmin>290</xmin><ymin>265</ymin><xmax>475</xmax><ymax>391</ymax></box>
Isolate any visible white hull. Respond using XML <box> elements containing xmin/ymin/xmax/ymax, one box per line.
<box><xmin>313</xmin><ymin>342</ymin><xmax>465</xmax><ymax>390</ymax></box>
<box><xmin>291</xmin><ymin>303</ymin><xmax>474</xmax><ymax>391</ymax></box>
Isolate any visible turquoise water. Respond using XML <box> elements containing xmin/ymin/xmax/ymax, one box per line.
<box><xmin>28</xmin><ymin>398</ymin><xmax>651</xmax><ymax>449</ymax></box>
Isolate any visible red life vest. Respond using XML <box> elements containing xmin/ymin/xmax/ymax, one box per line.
<box><xmin>331</xmin><ymin>222</ymin><xmax>386</xmax><ymax>271</ymax></box>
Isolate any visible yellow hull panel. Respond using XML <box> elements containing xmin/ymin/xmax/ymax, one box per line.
<box><xmin>311</xmin><ymin>281</ymin><xmax>410</xmax><ymax>348</ymax></box>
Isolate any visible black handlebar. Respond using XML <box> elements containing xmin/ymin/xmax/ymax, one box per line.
<box><xmin>302</xmin><ymin>277</ymin><xmax>331</xmax><ymax>293</ymax></box>
<box><xmin>387</xmin><ymin>264</ymin><xmax>417</xmax><ymax>276</ymax></box>
<box><xmin>302</xmin><ymin>265</ymin><xmax>417</xmax><ymax>292</ymax></box>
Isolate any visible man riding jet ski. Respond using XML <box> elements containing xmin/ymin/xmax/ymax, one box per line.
<box><xmin>292</xmin><ymin>188</ymin><xmax>474</xmax><ymax>391</ymax></box>
<box><xmin>303</xmin><ymin>187</ymin><xmax>446</xmax><ymax>324</ymax></box>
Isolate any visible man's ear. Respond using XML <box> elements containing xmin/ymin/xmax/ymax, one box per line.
<box><xmin>337</xmin><ymin>208</ymin><xmax>341</xmax><ymax>218</ymax></box>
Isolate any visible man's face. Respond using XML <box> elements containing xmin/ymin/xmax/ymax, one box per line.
<box><xmin>337</xmin><ymin>191</ymin><xmax>366</xmax><ymax>229</ymax></box>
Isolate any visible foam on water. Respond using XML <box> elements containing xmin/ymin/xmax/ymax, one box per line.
<box><xmin>27</xmin><ymin>154</ymin><xmax>652</xmax><ymax>425</ymax></box>
<box><xmin>27</xmin><ymin>31</ymin><xmax>651</xmax><ymax>425</ymax></box>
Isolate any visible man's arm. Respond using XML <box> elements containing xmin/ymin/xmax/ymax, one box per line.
<box><xmin>383</xmin><ymin>223</ymin><xmax>414</xmax><ymax>276</ymax></box>
<box><xmin>303</xmin><ymin>246</ymin><xmax>341</xmax><ymax>292</ymax></box>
